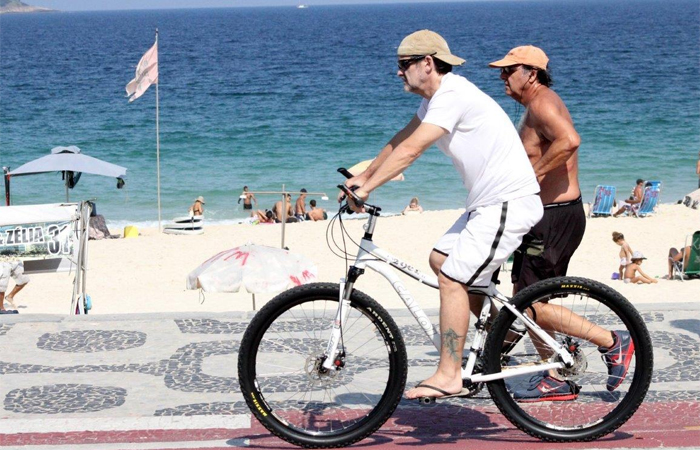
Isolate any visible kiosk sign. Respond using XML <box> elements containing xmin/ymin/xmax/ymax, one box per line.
<box><xmin>0</xmin><ymin>221</ymin><xmax>74</xmax><ymax>260</ymax></box>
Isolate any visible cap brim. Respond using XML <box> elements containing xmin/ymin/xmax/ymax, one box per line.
<box><xmin>488</xmin><ymin>56</ymin><xmax>519</xmax><ymax>68</ymax></box>
<box><xmin>435</xmin><ymin>53</ymin><xmax>466</xmax><ymax>66</ymax></box>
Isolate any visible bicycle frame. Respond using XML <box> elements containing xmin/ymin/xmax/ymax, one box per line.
<box><xmin>322</xmin><ymin>214</ymin><xmax>574</xmax><ymax>382</ymax></box>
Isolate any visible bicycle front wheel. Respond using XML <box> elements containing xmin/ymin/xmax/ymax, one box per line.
<box><xmin>237</xmin><ymin>283</ymin><xmax>407</xmax><ymax>448</ymax></box>
<box><xmin>484</xmin><ymin>276</ymin><xmax>653</xmax><ymax>441</ymax></box>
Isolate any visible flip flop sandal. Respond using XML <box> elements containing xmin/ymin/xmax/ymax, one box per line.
<box><xmin>0</xmin><ymin>310</ymin><xmax>18</xmax><ymax>315</ymax></box>
<box><xmin>412</xmin><ymin>383</ymin><xmax>471</xmax><ymax>403</ymax></box>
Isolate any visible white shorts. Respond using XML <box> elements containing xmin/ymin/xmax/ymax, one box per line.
<box><xmin>434</xmin><ymin>195</ymin><xmax>543</xmax><ymax>288</ymax></box>
<box><xmin>0</xmin><ymin>261</ymin><xmax>30</xmax><ymax>292</ymax></box>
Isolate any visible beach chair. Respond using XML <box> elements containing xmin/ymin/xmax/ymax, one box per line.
<box><xmin>671</xmin><ymin>231</ymin><xmax>700</xmax><ymax>281</ymax></box>
<box><xmin>587</xmin><ymin>185</ymin><xmax>616</xmax><ymax>218</ymax></box>
<box><xmin>635</xmin><ymin>180</ymin><xmax>662</xmax><ymax>217</ymax></box>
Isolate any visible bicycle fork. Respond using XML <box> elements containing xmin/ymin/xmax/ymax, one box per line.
<box><xmin>321</xmin><ymin>268</ymin><xmax>362</xmax><ymax>371</ymax></box>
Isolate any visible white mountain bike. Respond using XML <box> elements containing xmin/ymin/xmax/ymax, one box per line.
<box><xmin>238</xmin><ymin>171</ymin><xmax>653</xmax><ymax>448</ymax></box>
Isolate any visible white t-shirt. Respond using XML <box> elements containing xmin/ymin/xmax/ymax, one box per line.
<box><xmin>417</xmin><ymin>73</ymin><xmax>540</xmax><ymax>211</ymax></box>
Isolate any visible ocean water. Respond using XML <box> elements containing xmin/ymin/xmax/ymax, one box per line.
<box><xmin>1</xmin><ymin>0</ymin><xmax>699</xmax><ymax>228</ymax></box>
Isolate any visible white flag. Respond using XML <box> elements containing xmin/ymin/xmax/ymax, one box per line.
<box><xmin>126</xmin><ymin>41</ymin><xmax>158</xmax><ymax>103</ymax></box>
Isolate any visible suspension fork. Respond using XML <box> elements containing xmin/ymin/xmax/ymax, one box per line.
<box><xmin>321</xmin><ymin>266</ymin><xmax>364</xmax><ymax>370</ymax></box>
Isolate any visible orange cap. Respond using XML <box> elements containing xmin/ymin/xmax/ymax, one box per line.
<box><xmin>489</xmin><ymin>45</ymin><xmax>549</xmax><ymax>70</ymax></box>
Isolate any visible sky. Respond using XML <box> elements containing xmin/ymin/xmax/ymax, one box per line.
<box><xmin>23</xmin><ymin>0</ymin><xmax>642</xmax><ymax>12</ymax></box>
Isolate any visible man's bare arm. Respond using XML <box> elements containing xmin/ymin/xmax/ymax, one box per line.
<box><xmin>360</xmin><ymin>122</ymin><xmax>446</xmax><ymax>195</ymax></box>
<box><xmin>353</xmin><ymin>115</ymin><xmax>422</xmax><ymax>181</ymax></box>
<box><xmin>529</xmin><ymin>101</ymin><xmax>580</xmax><ymax>177</ymax></box>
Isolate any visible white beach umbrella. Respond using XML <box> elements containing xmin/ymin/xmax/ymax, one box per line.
<box><xmin>186</xmin><ymin>243</ymin><xmax>318</xmax><ymax>309</ymax></box>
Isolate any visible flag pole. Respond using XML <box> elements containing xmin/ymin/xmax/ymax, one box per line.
<box><xmin>155</xmin><ymin>28</ymin><xmax>162</xmax><ymax>232</ymax></box>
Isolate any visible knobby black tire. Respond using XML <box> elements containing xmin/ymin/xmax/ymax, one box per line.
<box><xmin>484</xmin><ymin>276</ymin><xmax>653</xmax><ymax>442</ymax></box>
<box><xmin>237</xmin><ymin>282</ymin><xmax>408</xmax><ymax>448</ymax></box>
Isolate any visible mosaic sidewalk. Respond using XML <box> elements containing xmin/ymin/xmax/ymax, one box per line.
<box><xmin>0</xmin><ymin>302</ymin><xmax>698</xmax><ymax>449</ymax></box>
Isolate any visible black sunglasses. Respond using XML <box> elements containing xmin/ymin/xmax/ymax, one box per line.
<box><xmin>397</xmin><ymin>54</ymin><xmax>431</xmax><ymax>72</ymax></box>
<box><xmin>500</xmin><ymin>65</ymin><xmax>521</xmax><ymax>76</ymax></box>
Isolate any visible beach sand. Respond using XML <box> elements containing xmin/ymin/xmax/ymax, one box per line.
<box><xmin>8</xmin><ymin>204</ymin><xmax>699</xmax><ymax>315</ymax></box>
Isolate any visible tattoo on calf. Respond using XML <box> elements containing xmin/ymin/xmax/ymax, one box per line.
<box><xmin>442</xmin><ymin>328</ymin><xmax>464</xmax><ymax>362</ymax></box>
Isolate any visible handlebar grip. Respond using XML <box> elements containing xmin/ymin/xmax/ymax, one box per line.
<box><xmin>337</xmin><ymin>168</ymin><xmax>354</xmax><ymax>179</ymax></box>
<box><xmin>337</xmin><ymin>184</ymin><xmax>364</xmax><ymax>213</ymax></box>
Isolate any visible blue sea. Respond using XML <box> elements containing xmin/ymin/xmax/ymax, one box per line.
<box><xmin>1</xmin><ymin>0</ymin><xmax>699</xmax><ymax>228</ymax></box>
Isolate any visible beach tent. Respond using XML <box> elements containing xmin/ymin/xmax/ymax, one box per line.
<box><xmin>4</xmin><ymin>146</ymin><xmax>127</xmax><ymax>205</ymax></box>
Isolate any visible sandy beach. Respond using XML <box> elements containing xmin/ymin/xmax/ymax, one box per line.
<box><xmin>6</xmin><ymin>203</ymin><xmax>699</xmax><ymax>315</ymax></box>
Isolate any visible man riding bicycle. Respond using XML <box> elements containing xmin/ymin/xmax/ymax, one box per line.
<box><xmin>344</xmin><ymin>29</ymin><xmax>543</xmax><ymax>400</ymax></box>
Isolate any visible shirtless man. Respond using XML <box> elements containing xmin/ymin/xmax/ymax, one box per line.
<box><xmin>490</xmin><ymin>46</ymin><xmax>632</xmax><ymax>401</ymax></box>
<box><xmin>273</xmin><ymin>194</ymin><xmax>294</xmax><ymax>223</ymax></box>
<box><xmin>295</xmin><ymin>188</ymin><xmax>308</xmax><ymax>220</ymax></box>
<box><xmin>613</xmin><ymin>179</ymin><xmax>644</xmax><ymax>217</ymax></box>
<box><xmin>490</xmin><ymin>46</ymin><xmax>583</xmax><ymax>292</ymax></box>
<box><xmin>238</xmin><ymin>186</ymin><xmax>257</xmax><ymax>210</ymax></box>
<box><xmin>306</xmin><ymin>199</ymin><xmax>327</xmax><ymax>221</ymax></box>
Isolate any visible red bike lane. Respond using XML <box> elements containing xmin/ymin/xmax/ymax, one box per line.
<box><xmin>2</xmin><ymin>401</ymin><xmax>698</xmax><ymax>449</ymax></box>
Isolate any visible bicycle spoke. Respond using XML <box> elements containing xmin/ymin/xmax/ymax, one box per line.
<box><xmin>488</xmin><ymin>280</ymin><xmax>649</xmax><ymax>437</ymax></box>
<box><xmin>246</xmin><ymin>294</ymin><xmax>398</xmax><ymax>437</ymax></box>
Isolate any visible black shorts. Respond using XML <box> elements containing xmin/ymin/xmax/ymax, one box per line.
<box><xmin>512</xmin><ymin>197</ymin><xmax>586</xmax><ymax>291</ymax></box>
<box><xmin>243</xmin><ymin>203</ymin><xmax>252</xmax><ymax>210</ymax></box>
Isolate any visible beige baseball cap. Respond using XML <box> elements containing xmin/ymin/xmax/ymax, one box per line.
<box><xmin>195</xmin><ymin>196</ymin><xmax>205</xmax><ymax>204</ymax></box>
<box><xmin>397</xmin><ymin>30</ymin><xmax>465</xmax><ymax>66</ymax></box>
<box><xmin>489</xmin><ymin>45</ymin><xmax>549</xmax><ymax>70</ymax></box>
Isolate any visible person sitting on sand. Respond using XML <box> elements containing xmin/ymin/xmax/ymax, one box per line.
<box><xmin>305</xmin><ymin>199</ymin><xmax>327</xmax><ymax>221</ymax></box>
<box><xmin>253</xmin><ymin>209</ymin><xmax>276</xmax><ymax>224</ymax></box>
<box><xmin>613</xmin><ymin>179</ymin><xmax>644</xmax><ymax>217</ymax></box>
<box><xmin>190</xmin><ymin>196</ymin><xmax>205</xmax><ymax>216</ymax></box>
<box><xmin>273</xmin><ymin>194</ymin><xmax>297</xmax><ymax>223</ymax></box>
<box><xmin>612</xmin><ymin>231</ymin><xmax>633</xmax><ymax>280</ymax></box>
<box><xmin>295</xmin><ymin>188</ymin><xmax>308</xmax><ymax>221</ymax></box>
<box><xmin>624</xmin><ymin>251</ymin><xmax>657</xmax><ymax>284</ymax></box>
<box><xmin>402</xmin><ymin>197</ymin><xmax>423</xmax><ymax>215</ymax></box>
<box><xmin>238</xmin><ymin>186</ymin><xmax>257</xmax><ymax>210</ymax></box>
<box><xmin>668</xmin><ymin>245</ymin><xmax>692</xmax><ymax>279</ymax></box>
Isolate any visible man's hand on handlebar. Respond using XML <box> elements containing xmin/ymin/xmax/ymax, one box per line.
<box><xmin>337</xmin><ymin>173</ymin><xmax>368</xmax><ymax>203</ymax></box>
<box><xmin>348</xmin><ymin>189</ymin><xmax>369</xmax><ymax>213</ymax></box>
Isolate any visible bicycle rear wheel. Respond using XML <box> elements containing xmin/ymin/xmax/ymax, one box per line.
<box><xmin>237</xmin><ymin>283</ymin><xmax>407</xmax><ymax>448</ymax></box>
<box><xmin>484</xmin><ymin>276</ymin><xmax>653</xmax><ymax>441</ymax></box>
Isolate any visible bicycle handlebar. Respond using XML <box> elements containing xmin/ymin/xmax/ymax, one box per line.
<box><xmin>337</xmin><ymin>167</ymin><xmax>354</xmax><ymax>179</ymax></box>
<box><xmin>335</xmin><ymin>168</ymin><xmax>381</xmax><ymax>215</ymax></box>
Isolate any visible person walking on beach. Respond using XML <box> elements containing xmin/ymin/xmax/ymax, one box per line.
<box><xmin>295</xmin><ymin>188</ymin><xmax>308</xmax><ymax>221</ymax></box>
<box><xmin>238</xmin><ymin>186</ymin><xmax>257</xmax><ymax>210</ymax></box>
<box><xmin>190</xmin><ymin>196</ymin><xmax>205</xmax><ymax>216</ymax></box>
<box><xmin>344</xmin><ymin>29</ymin><xmax>544</xmax><ymax>400</ymax></box>
<box><xmin>1</xmin><ymin>258</ymin><xmax>29</xmax><ymax>314</ymax></box>
<box><xmin>490</xmin><ymin>46</ymin><xmax>633</xmax><ymax>401</ymax></box>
